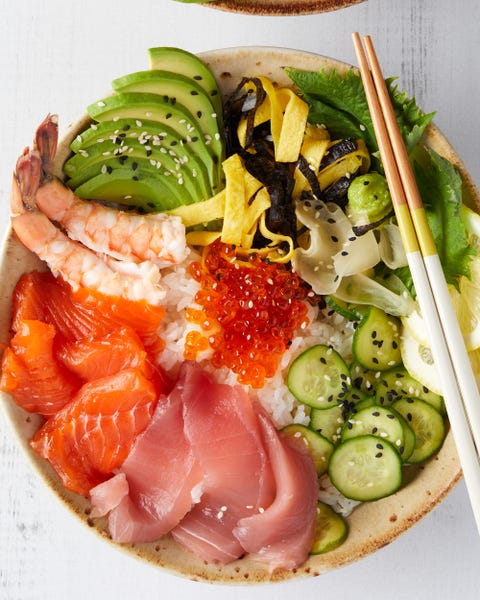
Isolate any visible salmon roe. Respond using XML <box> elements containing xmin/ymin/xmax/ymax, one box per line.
<box><xmin>185</xmin><ymin>240</ymin><xmax>310</xmax><ymax>388</ymax></box>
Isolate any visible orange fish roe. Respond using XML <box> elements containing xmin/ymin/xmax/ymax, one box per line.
<box><xmin>185</xmin><ymin>240</ymin><xmax>310</xmax><ymax>388</ymax></box>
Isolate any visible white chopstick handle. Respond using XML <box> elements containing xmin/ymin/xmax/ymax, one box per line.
<box><xmin>423</xmin><ymin>254</ymin><xmax>480</xmax><ymax>450</ymax></box>
<box><xmin>408</xmin><ymin>251</ymin><xmax>480</xmax><ymax>532</ymax></box>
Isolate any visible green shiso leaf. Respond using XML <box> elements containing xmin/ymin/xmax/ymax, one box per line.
<box><xmin>413</xmin><ymin>146</ymin><xmax>474</xmax><ymax>286</ymax></box>
<box><xmin>285</xmin><ymin>67</ymin><xmax>435</xmax><ymax>170</ymax></box>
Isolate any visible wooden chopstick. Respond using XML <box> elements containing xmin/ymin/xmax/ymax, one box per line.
<box><xmin>352</xmin><ymin>32</ymin><xmax>480</xmax><ymax>533</ymax></box>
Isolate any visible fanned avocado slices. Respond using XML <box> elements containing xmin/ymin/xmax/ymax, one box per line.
<box><xmin>65</xmin><ymin>47</ymin><xmax>225</xmax><ymax>213</ymax></box>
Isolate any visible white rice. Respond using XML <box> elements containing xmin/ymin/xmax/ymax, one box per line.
<box><xmin>157</xmin><ymin>253</ymin><xmax>356</xmax><ymax>428</ymax></box>
<box><xmin>156</xmin><ymin>253</ymin><xmax>359</xmax><ymax>515</ymax></box>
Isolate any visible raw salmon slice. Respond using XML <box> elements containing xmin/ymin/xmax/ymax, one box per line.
<box><xmin>57</xmin><ymin>326</ymin><xmax>148</xmax><ymax>381</ymax></box>
<box><xmin>30</xmin><ymin>367</ymin><xmax>158</xmax><ymax>496</ymax></box>
<box><xmin>11</xmin><ymin>271</ymin><xmax>165</xmax><ymax>358</ymax></box>
<box><xmin>0</xmin><ymin>319</ymin><xmax>81</xmax><ymax>416</ymax></box>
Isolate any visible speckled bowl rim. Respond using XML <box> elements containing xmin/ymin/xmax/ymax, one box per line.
<box><xmin>1</xmin><ymin>45</ymin><xmax>477</xmax><ymax>585</ymax></box>
<box><xmin>202</xmin><ymin>0</ymin><xmax>365</xmax><ymax>17</ymax></box>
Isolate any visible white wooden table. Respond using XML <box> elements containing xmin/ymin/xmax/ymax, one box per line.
<box><xmin>1</xmin><ymin>1</ymin><xmax>479</xmax><ymax>598</ymax></box>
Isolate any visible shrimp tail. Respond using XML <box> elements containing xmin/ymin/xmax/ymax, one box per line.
<box><xmin>34</xmin><ymin>113</ymin><xmax>58</xmax><ymax>178</ymax></box>
<box><xmin>12</xmin><ymin>114</ymin><xmax>59</xmax><ymax>212</ymax></box>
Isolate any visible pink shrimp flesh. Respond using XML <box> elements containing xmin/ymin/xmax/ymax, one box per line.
<box><xmin>11</xmin><ymin>211</ymin><xmax>166</xmax><ymax>305</ymax></box>
<box><xmin>34</xmin><ymin>180</ymin><xmax>189</xmax><ymax>267</ymax></box>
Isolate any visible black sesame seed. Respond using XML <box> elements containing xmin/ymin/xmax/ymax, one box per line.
<box><xmin>146</xmin><ymin>149</ymin><xmax>152</xmax><ymax>157</ymax></box>
<box><xmin>106</xmin><ymin>165</ymin><xmax>113</xmax><ymax>174</ymax></box>
<box><xmin>122</xmin><ymin>124</ymin><xmax>131</xmax><ymax>131</ymax></box>
<box><xmin>372</xmin><ymin>427</ymin><xmax>378</xmax><ymax>433</ymax></box>
<box><xmin>387</xmin><ymin>413</ymin><xmax>395</xmax><ymax>419</ymax></box>
<box><xmin>131</xmin><ymin>162</ymin><xmax>138</xmax><ymax>171</ymax></box>
<box><xmin>375</xmin><ymin>452</ymin><xmax>383</xmax><ymax>458</ymax></box>
<box><xmin>371</xmin><ymin>331</ymin><xmax>377</xmax><ymax>339</ymax></box>
<box><xmin>372</xmin><ymin>357</ymin><xmax>379</xmax><ymax>364</ymax></box>
<box><xmin>166</xmin><ymin>113</ymin><xmax>172</xmax><ymax>119</ymax></box>
<box><xmin>341</xmin><ymin>251</ymin><xmax>349</xmax><ymax>256</ymax></box>
<box><xmin>119</xmin><ymin>155</ymin><xmax>128</xmax><ymax>164</ymax></box>
<box><xmin>407</xmin><ymin>412</ymin><xmax>413</xmax><ymax>421</ymax></box>
<box><xmin>132</xmin><ymin>175</ymin><xmax>139</xmax><ymax>181</ymax></box>
<box><xmin>190</xmin><ymin>90</ymin><xmax>199</xmax><ymax>96</ymax></box>
<box><xmin>197</xmin><ymin>111</ymin><xmax>202</xmax><ymax>119</ymax></box>
<box><xmin>392</xmin><ymin>340</ymin><xmax>398</xmax><ymax>349</ymax></box>
<box><xmin>372</xmin><ymin>411</ymin><xmax>380</xmax><ymax>417</ymax></box>
<box><xmin>320</xmin><ymin>357</ymin><xmax>327</xmax><ymax>364</ymax></box>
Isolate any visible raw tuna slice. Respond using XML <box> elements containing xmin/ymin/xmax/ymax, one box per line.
<box><xmin>92</xmin><ymin>386</ymin><xmax>203</xmax><ymax>543</ymax></box>
<box><xmin>172</xmin><ymin>363</ymin><xmax>276</xmax><ymax>563</ymax></box>
<box><xmin>233</xmin><ymin>410</ymin><xmax>318</xmax><ymax>571</ymax></box>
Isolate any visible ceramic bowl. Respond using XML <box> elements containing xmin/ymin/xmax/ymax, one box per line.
<box><xmin>1</xmin><ymin>46</ymin><xmax>476</xmax><ymax>584</ymax></box>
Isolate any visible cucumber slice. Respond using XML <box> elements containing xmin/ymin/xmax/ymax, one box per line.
<box><xmin>374</xmin><ymin>367</ymin><xmax>445</xmax><ymax>415</ymax></box>
<box><xmin>341</xmin><ymin>406</ymin><xmax>406</xmax><ymax>456</ymax></box>
<box><xmin>310</xmin><ymin>404</ymin><xmax>344</xmax><ymax>444</ymax></box>
<box><xmin>287</xmin><ymin>344</ymin><xmax>351</xmax><ymax>409</ymax></box>
<box><xmin>391</xmin><ymin>398</ymin><xmax>446</xmax><ymax>464</ymax></box>
<box><xmin>310</xmin><ymin>389</ymin><xmax>371</xmax><ymax>444</ymax></box>
<box><xmin>353</xmin><ymin>306</ymin><xmax>402</xmax><ymax>370</ymax></box>
<box><xmin>325</xmin><ymin>295</ymin><xmax>363</xmax><ymax>321</ymax></box>
<box><xmin>282</xmin><ymin>424</ymin><xmax>334</xmax><ymax>476</ymax></box>
<box><xmin>310</xmin><ymin>501</ymin><xmax>348</xmax><ymax>555</ymax></box>
<box><xmin>354</xmin><ymin>394</ymin><xmax>377</xmax><ymax>411</ymax></box>
<box><xmin>328</xmin><ymin>435</ymin><xmax>403</xmax><ymax>501</ymax></box>
<box><xmin>399</xmin><ymin>418</ymin><xmax>416</xmax><ymax>463</ymax></box>
<box><xmin>350</xmin><ymin>360</ymin><xmax>383</xmax><ymax>394</ymax></box>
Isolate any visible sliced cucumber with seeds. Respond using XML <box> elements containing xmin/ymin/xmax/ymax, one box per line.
<box><xmin>374</xmin><ymin>366</ymin><xmax>445</xmax><ymax>415</ymax></box>
<box><xmin>329</xmin><ymin>435</ymin><xmax>403</xmax><ymax>501</ymax></box>
<box><xmin>341</xmin><ymin>406</ymin><xmax>406</xmax><ymax>455</ymax></box>
<box><xmin>310</xmin><ymin>404</ymin><xmax>345</xmax><ymax>444</ymax></box>
<box><xmin>353</xmin><ymin>306</ymin><xmax>402</xmax><ymax>370</ymax></box>
<box><xmin>282</xmin><ymin>424</ymin><xmax>334</xmax><ymax>476</ymax></box>
<box><xmin>287</xmin><ymin>344</ymin><xmax>351</xmax><ymax>409</ymax></box>
<box><xmin>325</xmin><ymin>295</ymin><xmax>364</xmax><ymax>321</ymax></box>
<box><xmin>350</xmin><ymin>360</ymin><xmax>382</xmax><ymax>394</ymax></box>
<box><xmin>310</xmin><ymin>501</ymin><xmax>348</xmax><ymax>555</ymax></box>
<box><xmin>354</xmin><ymin>394</ymin><xmax>377</xmax><ymax>411</ymax></box>
<box><xmin>310</xmin><ymin>388</ymin><xmax>371</xmax><ymax>444</ymax></box>
<box><xmin>392</xmin><ymin>398</ymin><xmax>446</xmax><ymax>464</ymax></box>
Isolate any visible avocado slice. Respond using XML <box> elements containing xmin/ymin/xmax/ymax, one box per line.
<box><xmin>73</xmin><ymin>164</ymin><xmax>191</xmax><ymax>212</ymax></box>
<box><xmin>112</xmin><ymin>69</ymin><xmax>223</xmax><ymax>145</ymax></box>
<box><xmin>87</xmin><ymin>92</ymin><xmax>221</xmax><ymax>193</ymax></box>
<box><xmin>65</xmin><ymin>121</ymin><xmax>212</xmax><ymax>201</ymax></box>
<box><xmin>148</xmin><ymin>47</ymin><xmax>223</xmax><ymax>118</ymax></box>
<box><xmin>66</xmin><ymin>154</ymin><xmax>199</xmax><ymax>208</ymax></box>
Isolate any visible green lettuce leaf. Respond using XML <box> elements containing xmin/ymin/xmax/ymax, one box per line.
<box><xmin>285</xmin><ymin>67</ymin><xmax>435</xmax><ymax>170</ymax></box>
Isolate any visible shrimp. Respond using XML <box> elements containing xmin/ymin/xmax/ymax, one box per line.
<box><xmin>11</xmin><ymin>211</ymin><xmax>166</xmax><ymax>306</ymax></box>
<box><xmin>12</xmin><ymin>114</ymin><xmax>189</xmax><ymax>268</ymax></box>
<box><xmin>10</xmin><ymin>115</ymin><xmax>172</xmax><ymax>305</ymax></box>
